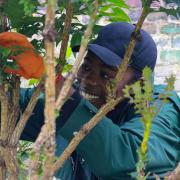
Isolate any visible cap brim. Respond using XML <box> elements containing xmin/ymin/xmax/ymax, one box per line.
<box><xmin>72</xmin><ymin>44</ymin><xmax>122</xmax><ymax>67</ymax></box>
<box><xmin>88</xmin><ymin>44</ymin><xmax>122</xmax><ymax>67</ymax></box>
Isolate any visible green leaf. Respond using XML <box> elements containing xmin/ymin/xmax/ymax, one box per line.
<box><xmin>122</xmin><ymin>85</ymin><xmax>131</xmax><ymax>98</ymax></box>
<box><xmin>141</xmin><ymin>0</ymin><xmax>152</xmax><ymax>9</ymax></box>
<box><xmin>28</xmin><ymin>79</ymin><xmax>39</xmax><ymax>86</ymax></box>
<box><xmin>20</xmin><ymin>151</ymin><xmax>29</xmax><ymax>161</ymax></box>
<box><xmin>112</xmin><ymin>7</ymin><xmax>131</xmax><ymax>22</ymax></box>
<box><xmin>4</xmin><ymin>0</ymin><xmax>25</xmax><ymax>27</ymax></box>
<box><xmin>100</xmin><ymin>4</ymin><xmax>112</xmax><ymax>12</ymax></box>
<box><xmin>142</xmin><ymin>66</ymin><xmax>152</xmax><ymax>81</ymax></box>
<box><xmin>132</xmin><ymin>81</ymin><xmax>142</xmax><ymax>103</ymax></box>
<box><xmin>66</xmin><ymin>47</ymin><xmax>72</xmax><ymax>59</ymax></box>
<box><xmin>55</xmin><ymin>109</ymin><xmax>60</xmax><ymax>119</ymax></box>
<box><xmin>5</xmin><ymin>60</ymin><xmax>19</xmax><ymax>70</ymax></box>
<box><xmin>165</xmin><ymin>74</ymin><xmax>176</xmax><ymax>91</ymax></box>
<box><xmin>19</xmin><ymin>0</ymin><xmax>36</xmax><ymax>16</ymax></box>
<box><xmin>71</xmin><ymin>31</ymin><xmax>84</xmax><ymax>48</ymax></box>
<box><xmin>0</xmin><ymin>47</ymin><xmax>11</xmax><ymax>58</ymax></box>
<box><xmin>107</xmin><ymin>0</ymin><xmax>129</xmax><ymax>9</ymax></box>
<box><xmin>158</xmin><ymin>7</ymin><xmax>180</xmax><ymax>19</ymax></box>
<box><xmin>63</xmin><ymin>64</ymin><xmax>73</xmax><ymax>73</ymax></box>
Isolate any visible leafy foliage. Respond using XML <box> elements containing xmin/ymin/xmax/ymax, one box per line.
<box><xmin>99</xmin><ymin>0</ymin><xmax>131</xmax><ymax>22</ymax></box>
<box><xmin>150</xmin><ymin>0</ymin><xmax>180</xmax><ymax>18</ymax></box>
<box><xmin>17</xmin><ymin>141</ymin><xmax>33</xmax><ymax>180</ymax></box>
<box><xmin>4</xmin><ymin>0</ymin><xmax>44</xmax><ymax>52</ymax></box>
<box><xmin>158</xmin><ymin>6</ymin><xmax>180</xmax><ymax>18</ymax></box>
<box><xmin>0</xmin><ymin>47</ymin><xmax>19</xmax><ymax>83</ymax></box>
<box><xmin>19</xmin><ymin>0</ymin><xmax>37</xmax><ymax>16</ymax></box>
<box><xmin>3</xmin><ymin>0</ymin><xmax>130</xmax><ymax>53</ymax></box>
<box><xmin>123</xmin><ymin>67</ymin><xmax>175</xmax><ymax>179</ymax></box>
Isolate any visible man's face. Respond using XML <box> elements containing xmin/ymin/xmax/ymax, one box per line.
<box><xmin>77</xmin><ymin>52</ymin><xmax>135</xmax><ymax>108</ymax></box>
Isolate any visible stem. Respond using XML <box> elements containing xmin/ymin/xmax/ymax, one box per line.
<box><xmin>0</xmin><ymin>0</ymin><xmax>9</xmax><ymax>32</ymax></box>
<box><xmin>0</xmin><ymin>160</ymin><xmax>6</xmax><ymax>180</ymax></box>
<box><xmin>10</xmin><ymin>79</ymin><xmax>44</xmax><ymax>145</ymax></box>
<box><xmin>56</xmin><ymin>0</ymin><xmax>73</xmax><ymax>73</ymax></box>
<box><xmin>52</xmin><ymin>98</ymin><xmax>121</xmax><ymax>173</ymax></box>
<box><xmin>55</xmin><ymin>0</ymin><xmax>99</xmax><ymax>110</ymax></box>
<box><xmin>42</xmin><ymin>0</ymin><xmax>57</xmax><ymax>178</ymax></box>
<box><xmin>29</xmin><ymin>0</ymin><xmax>57</xmax><ymax>179</ymax></box>
<box><xmin>0</xmin><ymin>85</ymin><xmax>9</xmax><ymax>142</ymax></box>
<box><xmin>0</xmin><ymin>83</ymin><xmax>19</xmax><ymax>179</ymax></box>
<box><xmin>8</xmin><ymin>78</ymin><xmax>20</xmax><ymax>140</ymax></box>
<box><xmin>3</xmin><ymin>147</ymin><xmax>18</xmax><ymax>180</ymax></box>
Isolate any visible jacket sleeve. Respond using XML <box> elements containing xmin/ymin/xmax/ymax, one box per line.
<box><xmin>20</xmin><ymin>88</ymin><xmax>81</xmax><ymax>142</ymax></box>
<box><xmin>19</xmin><ymin>88</ymin><xmax>45</xmax><ymax>141</ymax></box>
<box><xmin>59</xmin><ymin>94</ymin><xmax>180</xmax><ymax>178</ymax></box>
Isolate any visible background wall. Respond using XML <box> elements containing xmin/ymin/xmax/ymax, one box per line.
<box><xmin>126</xmin><ymin>0</ymin><xmax>180</xmax><ymax>95</ymax></box>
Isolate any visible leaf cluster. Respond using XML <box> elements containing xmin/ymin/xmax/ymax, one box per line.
<box><xmin>4</xmin><ymin>0</ymin><xmax>44</xmax><ymax>52</ymax></box>
<box><xmin>17</xmin><ymin>141</ymin><xmax>48</xmax><ymax>179</ymax></box>
<box><xmin>151</xmin><ymin>0</ymin><xmax>179</xmax><ymax>19</ymax></box>
<box><xmin>158</xmin><ymin>74</ymin><xmax>176</xmax><ymax>103</ymax></box>
<box><xmin>123</xmin><ymin>67</ymin><xmax>156</xmax><ymax>119</ymax></box>
<box><xmin>99</xmin><ymin>0</ymin><xmax>130</xmax><ymax>22</ymax></box>
<box><xmin>3</xmin><ymin>0</ymin><xmax>130</xmax><ymax>54</ymax></box>
<box><xmin>0</xmin><ymin>47</ymin><xmax>19</xmax><ymax>83</ymax></box>
<box><xmin>123</xmin><ymin>67</ymin><xmax>176</xmax><ymax>179</ymax></box>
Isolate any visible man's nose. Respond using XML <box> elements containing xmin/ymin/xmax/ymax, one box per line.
<box><xmin>82</xmin><ymin>71</ymin><xmax>98</xmax><ymax>86</ymax></box>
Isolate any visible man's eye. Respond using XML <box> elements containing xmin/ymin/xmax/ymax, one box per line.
<box><xmin>81</xmin><ymin>64</ymin><xmax>90</xmax><ymax>71</ymax></box>
<box><xmin>101</xmin><ymin>73</ymin><xmax>111</xmax><ymax>80</ymax></box>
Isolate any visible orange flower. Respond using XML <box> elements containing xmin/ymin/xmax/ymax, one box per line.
<box><xmin>0</xmin><ymin>32</ymin><xmax>44</xmax><ymax>79</ymax></box>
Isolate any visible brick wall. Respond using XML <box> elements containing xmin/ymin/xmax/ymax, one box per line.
<box><xmin>126</xmin><ymin>0</ymin><xmax>180</xmax><ymax>95</ymax></box>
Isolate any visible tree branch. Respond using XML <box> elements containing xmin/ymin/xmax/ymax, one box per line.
<box><xmin>10</xmin><ymin>79</ymin><xmax>44</xmax><ymax>145</ymax></box>
<box><xmin>56</xmin><ymin>0</ymin><xmax>73</xmax><ymax>73</ymax></box>
<box><xmin>41</xmin><ymin>0</ymin><xmax>57</xmax><ymax>179</ymax></box>
<box><xmin>7</xmin><ymin>78</ymin><xmax>20</xmax><ymax>140</ymax></box>
<box><xmin>29</xmin><ymin>0</ymin><xmax>57</xmax><ymax>179</ymax></box>
<box><xmin>52</xmin><ymin>97</ymin><xmax>121</xmax><ymax>173</ymax></box>
<box><xmin>0</xmin><ymin>85</ymin><xmax>9</xmax><ymax>142</ymax></box>
<box><xmin>113</xmin><ymin>7</ymin><xmax>149</xmax><ymax>96</ymax></box>
<box><xmin>55</xmin><ymin>0</ymin><xmax>99</xmax><ymax>110</ymax></box>
<box><xmin>0</xmin><ymin>85</ymin><xmax>9</xmax><ymax>179</ymax></box>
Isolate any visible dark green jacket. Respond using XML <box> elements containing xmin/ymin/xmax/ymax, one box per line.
<box><xmin>20</xmin><ymin>85</ymin><xmax>180</xmax><ymax>179</ymax></box>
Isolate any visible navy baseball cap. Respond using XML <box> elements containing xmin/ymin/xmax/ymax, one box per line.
<box><xmin>74</xmin><ymin>22</ymin><xmax>157</xmax><ymax>74</ymax></box>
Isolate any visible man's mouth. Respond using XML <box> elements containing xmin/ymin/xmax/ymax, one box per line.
<box><xmin>79</xmin><ymin>90</ymin><xmax>99</xmax><ymax>100</ymax></box>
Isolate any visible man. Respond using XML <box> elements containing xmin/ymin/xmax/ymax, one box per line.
<box><xmin>20</xmin><ymin>22</ymin><xmax>179</xmax><ymax>179</ymax></box>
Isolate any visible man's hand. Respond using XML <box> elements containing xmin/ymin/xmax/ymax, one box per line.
<box><xmin>0</xmin><ymin>32</ymin><xmax>44</xmax><ymax>79</ymax></box>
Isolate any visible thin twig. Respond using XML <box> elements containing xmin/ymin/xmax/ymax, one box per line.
<box><xmin>10</xmin><ymin>78</ymin><xmax>44</xmax><ymax>145</ymax></box>
<box><xmin>56</xmin><ymin>0</ymin><xmax>73</xmax><ymax>73</ymax></box>
<box><xmin>0</xmin><ymin>85</ymin><xmax>9</xmax><ymax>142</ymax></box>
<box><xmin>113</xmin><ymin>7</ymin><xmax>149</xmax><ymax>95</ymax></box>
<box><xmin>55</xmin><ymin>0</ymin><xmax>99</xmax><ymax>110</ymax></box>
<box><xmin>7</xmin><ymin>78</ymin><xmax>20</xmax><ymax>140</ymax></box>
<box><xmin>0</xmin><ymin>85</ymin><xmax>9</xmax><ymax>179</ymax></box>
<box><xmin>52</xmin><ymin>97</ymin><xmax>121</xmax><ymax>173</ymax></box>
